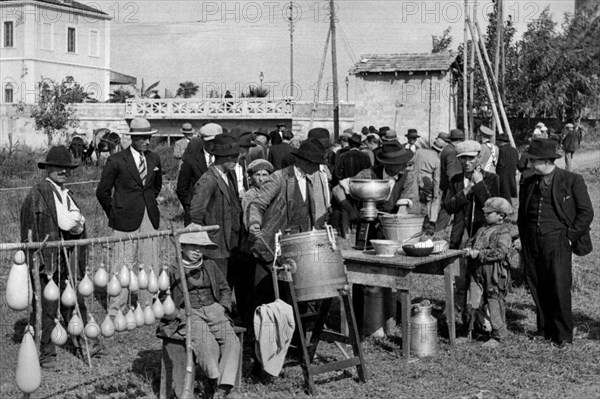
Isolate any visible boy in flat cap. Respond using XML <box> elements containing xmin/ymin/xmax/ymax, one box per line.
<box><xmin>157</xmin><ymin>227</ymin><xmax>240</xmax><ymax>399</ymax></box>
<box><xmin>464</xmin><ymin>197</ymin><xmax>514</xmax><ymax>347</ymax></box>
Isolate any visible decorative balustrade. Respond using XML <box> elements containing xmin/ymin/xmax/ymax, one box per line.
<box><xmin>125</xmin><ymin>98</ymin><xmax>294</xmax><ymax>119</ymax></box>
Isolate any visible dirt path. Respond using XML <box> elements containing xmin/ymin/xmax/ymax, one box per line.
<box><xmin>554</xmin><ymin>149</ymin><xmax>600</xmax><ymax>171</ymax></box>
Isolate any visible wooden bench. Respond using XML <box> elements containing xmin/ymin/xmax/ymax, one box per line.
<box><xmin>159</xmin><ymin>326</ymin><xmax>246</xmax><ymax>399</ymax></box>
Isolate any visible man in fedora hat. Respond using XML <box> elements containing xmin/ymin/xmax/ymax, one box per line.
<box><xmin>156</xmin><ymin>226</ymin><xmax>240</xmax><ymax>399</ymax></box>
<box><xmin>440</xmin><ymin>128</ymin><xmax>465</xmax><ymax>196</ymax></box>
<box><xmin>496</xmin><ymin>134</ymin><xmax>519</xmax><ymax>204</ymax></box>
<box><xmin>248</xmin><ymin>128</ymin><xmax>271</xmax><ymax>163</ymax></box>
<box><xmin>268</xmin><ymin>129</ymin><xmax>295</xmax><ymax>170</ymax></box>
<box><xmin>177</xmin><ymin>123</ymin><xmax>223</xmax><ymax>225</ymax></box>
<box><xmin>269</xmin><ymin>122</ymin><xmax>287</xmax><ymax>145</ymax></box>
<box><xmin>173</xmin><ymin>122</ymin><xmax>196</xmax><ymax>169</ymax></box>
<box><xmin>96</xmin><ymin>117</ymin><xmax>162</xmax><ymax>317</ymax></box>
<box><xmin>518</xmin><ymin>138</ymin><xmax>593</xmax><ymax>345</ymax></box>
<box><xmin>334</xmin><ymin>141</ymin><xmax>415</xmax><ymax>217</ymax></box>
<box><xmin>190</xmin><ymin>134</ymin><xmax>243</xmax><ymax>287</ymax></box>
<box><xmin>335</xmin><ymin>133</ymin><xmax>371</xmax><ymax>181</ymax></box>
<box><xmin>476</xmin><ymin>126</ymin><xmax>499</xmax><ymax>174</ymax></box>
<box><xmin>404</xmin><ymin>128</ymin><xmax>420</xmax><ymax>153</ymax></box>
<box><xmin>560</xmin><ymin>123</ymin><xmax>584</xmax><ymax>171</ymax></box>
<box><xmin>247</xmin><ymin>138</ymin><xmax>331</xmax><ymax>304</ymax></box>
<box><xmin>22</xmin><ymin>146</ymin><xmax>104</xmax><ymax>369</ymax></box>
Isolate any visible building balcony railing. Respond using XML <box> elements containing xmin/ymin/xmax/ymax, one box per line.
<box><xmin>125</xmin><ymin>98</ymin><xmax>294</xmax><ymax>119</ymax></box>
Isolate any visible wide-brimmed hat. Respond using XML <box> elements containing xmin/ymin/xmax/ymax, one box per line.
<box><xmin>455</xmin><ymin>140</ymin><xmax>481</xmax><ymax>157</ymax></box>
<box><xmin>376</xmin><ymin>142</ymin><xmax>414</xmax><ymax>165</ymax></box>
<box><xmin>479</xmin><ymin>126</ymin><xmax>494</xmax><ymax>137</ymax></box>
<box><xmin>405</xmin><ymin>129</ymin><xmax>420</xmax><ymax>139</ymax></box>
<box><xmin>199</xmin><ymin>123</ymin><xmax>222</xmax><ymax>141</ymax></box>
<box><xmin>38</xmin><ymin>146</ymin><xmax>79</xmax><ymax>169</ymax></box>
<box><xmin>230</xmin><ymin>125</ymin><xmax>251</xmax><ymax>140</ymax></box>
<box><xmin>238</xmin><ymin>131</ymin><xmax>256</xmax><ymax>148</ymax></box>
<box><xmin>180</xmin><ymin>123</ymin><xmax>195</xmax><ymax>135</ymax></box>
<box><xmin>527</xmin><ymin>138</ymin><xmax>562</xmax><ymax>160</ymax></box>
<box><xmin>366</xmin><ymin>133</ymin><xmax>380</xmax><ymax>141</ymax></box>
<box><xmin>349</xmin><ymin>133</ymin><xmax>363</xmax><ymax>146</ymax></box>
<box><xmin>129</xmin><ymin>117</ymin><xmax>157</xmax><ymax>135</ymax></box>
<box><xmin>565</xmin><ymin>123</ymin><xmax>574</xmax><ymax>129</ymax></box>
<box><xmin>437</xmin><ymin>132</ymin><xmax>450</xmax><ymax>142</ymax></box>
<box><xmin>208</xmin><ymin>134</ymin><xmax>240</xmax><ymax>157</ymax></box>
<box><xmin>254</xmin><ymin>127</ymin><xmax>271</xmax><ymax>139</ymax></box>
<box><xmin>432</xmin><ymin>137</ymin><xmax>447</xmax><ymax>152</ymax></box>
<box><xmin>368</xmin><ymin>126</ymin><xmax>378</xmax><ymax>134</ymax></box>
<box><xmin>535</xmin><ymin>122</ymin><xmax>545</xmax><ymax>128</ymax></box>
<box><xmin>496</xmin><ymin>134</ymin><xmax>510</xmax><ymax>143</ymax></box>
<box><xmin>382</xmin><ymin>129</ymin><xmax>398</xmax><ymax>141</ymax></box>
<box><xmin>247</xmin><ymin>159</ymin><xmax>274</xmax><ymax>174</ymax></box>
<box><xmin>450</xmin><ymin>129</ymin><xmax>465</xmax><ymax>140</ymax></box>
<box><xmin>179</xmin><ymin>224</ymin><xmax>218</xmax><ymax>248</ymax></box>
<box><xmin>277</xmin><ymin>122</ymin><xmax>286</xmax><ymax>128</ymax></box>
<box><xmin>292</xmin><ymin>138</ymin><xmax>326</xmax><ymax>164</ymax></box>
<box><xmin>378</xmin><ymin>126</ymin><xmax>390</xmax><ymax>136</ymax></box>
<box><xmin>307</xmin><ymin>127</ymin><xmax>331</xmax><ymax>148</ymax></box>
<box><xmin>282</xmin><ymin>130</ymin><xmax>294</xmax><ymax>140</ymax></box>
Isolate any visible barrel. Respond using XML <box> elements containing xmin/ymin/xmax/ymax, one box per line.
<box><xmin>379</xmin><ymin>214</ymin><xmax>425</xmax><ymax>242</ymax></box>
<box><xmin>410</xmin><ymin>300</ymin><xmax>438</xmax><ymax>357</ymax></box>
<box><xmin>279</xmin><ymin>228</ymin><xmax>347</xmax><ymax>302</ymax></box>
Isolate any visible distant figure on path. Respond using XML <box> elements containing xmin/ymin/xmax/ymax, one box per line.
<box><xmin>560</xmin><ymin>123</ymin><xmax>584</xmax><ymax>171</ymax></box>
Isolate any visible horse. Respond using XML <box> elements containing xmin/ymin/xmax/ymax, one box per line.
<box><xmin>91</xmin><ymin>128</ymin><xmax>122</xmax><ymax>166</ymax></box>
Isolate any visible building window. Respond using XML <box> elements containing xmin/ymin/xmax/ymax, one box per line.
<box><xmin>3</xmin><ymin>21</ymin><xmax>13</xmax><ymax>47</ymax></box>
<box><xmin>67</xmin><ymin>27</ymin><xmax>76</xmax><ymax>53</ymax></box>
<box><xmin>41</xmin><ymin>23</ymin><xmax>53</xmax><ymax>50</ymax></box>
<box><xmin>5</xmin><ymin>85</ymin><xmax>14</xmax><ymax>103</ymax></box>
<box><xmin>89</xmin><ymin>30</ymin><xmax>99</xmax><ymax>57</ymax></box>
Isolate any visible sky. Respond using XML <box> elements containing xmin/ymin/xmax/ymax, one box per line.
<box><xmin>94</xmin><ymin>0</ymin><xmax>575</xmax><ymax>101</ymax></box>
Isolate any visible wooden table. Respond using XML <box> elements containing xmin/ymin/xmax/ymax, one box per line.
<box><xmin>342</xmin><ymin>249</ymin><xmax>464</xmax><ymax>359</ymax></box>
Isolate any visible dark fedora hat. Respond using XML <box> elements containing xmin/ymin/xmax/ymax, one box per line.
<box><xmin>277</xmin><ymin>122</ymin><xmax>286</xmax><ymax>128</ymax></box>
<box><xmin>496</xmin><ymin>134</ymin><xmax>510</xmax><ymax>143</ymax></box>
<box><xmin>208</xmin><ymin>134</ymin><xmax>240</xmax><ymax>157</ymax></box>
<box><xmin>292</xmin><ymin>138</ymin><xmax>326</xmax><ymax>164</ymax></box>
<box><xmin>38</xmin><ymin>146</ymin><xmax>79</xmax><ymax>169</ymax></box>
<box><xmin>238</xmin><ymin>131</ymin><xmax>256</xmax><ymax>148</ymax></box>
<box><xmin>449</xmin><ymin>128</ymin><xmax>465</xmax><ymax>140</ymax></box>
<box><xmin>307</xmin><ymin>127</ymin><xmax>332</xmax><ymax>148</ymax></box>
<box><xmin>349</xmin><ymin>133</ymin><xmax>363</xmax><ymax>146</ymax></box>
<box><xmin>229</xmin><ymin>125</ymin><xmax>251</xmax><ymax>140</ymax></box>
<box><xmin>405</xmin><ymin>128</ymin><xmax>420</xmax><ymax>139</ymax></box>
<box><xmin>527</xmin><ymin>138</ymin><xmax>562</xmax><ymax>160</ymax></box>
<box><xmin>254</xmin><ymin>127</ymin><xmax>270</xmax><ymax>139</ymax></box>
<box><xmin>378</xmin><ymin>126</ymin><xmax>390</xmax><ymax>136</ymax></box>
<box><xmin>180</xmin><ymin>122</ymin><xmax>195</xmax><ymax>134</ymax></box>
<box><xmin>282</xmin><ymin>130</ymin><xmax>294</xmax><ymax>140</ymax></box>
<box><xmin>376</xmin><ymin>142</ymin><xmax>414</xmax><ymax>165</ymax></box>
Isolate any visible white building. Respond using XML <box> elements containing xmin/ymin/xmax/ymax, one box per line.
<box><xmin>0</xmin><ymin>0</ymin><xmax>111</xmax><ymax>104</ymax></box>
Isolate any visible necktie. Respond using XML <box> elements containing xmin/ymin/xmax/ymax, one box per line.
<box><xmin>208</xmin><ymin>154</ymin><xmax>214</xmax><ymax>166</ymax></box>
<box><xmin>138</xmin><ymin>155</ymin><xmax>146</xmax><ymax>184</ymax></box>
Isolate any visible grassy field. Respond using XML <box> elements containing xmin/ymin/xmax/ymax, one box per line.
<box><xmin>0</xmin><ymin>147</ymin><xmax>599</xmax><ymax>399</ymax></box>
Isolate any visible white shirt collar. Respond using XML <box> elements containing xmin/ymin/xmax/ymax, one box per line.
<box><xmin>130</xmin><ymin>146</ymin><xmax>143</xmax><ymax>163</ymax></box>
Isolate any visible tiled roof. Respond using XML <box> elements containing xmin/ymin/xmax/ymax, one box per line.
<box><xmin>350</xmin><ymin>52</ymin><xmax>457</xmax><ymax>74</ymax></box>
<box><xmin>0</xmin><ymin>0</ymin><xmax>109</xmax><ymax>16</ymax></box>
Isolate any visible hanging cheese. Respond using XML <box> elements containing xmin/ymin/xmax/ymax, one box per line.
<box><xmin>16</xmin><ymin>325</ymin><xmax>41</xmax><ymax>393</ymax></box>
<box><xmin>6</xmin><ymin>250</ymin><xmax>32</xmax><ymax>311</ymax></box>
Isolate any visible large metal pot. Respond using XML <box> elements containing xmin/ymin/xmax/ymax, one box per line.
<box><xmin>278</xmin><ymin>226</ymin><xmax>347</xmax><ymax>302</ymax></box>
<box><xmin>348</xmin><ymin>179</ymin><xmax>391</xmax><ymax>221</ymax></box>
<box><xmin>379</xmin><ymin>213</ymin><xmax>425</xmax><ymax>242</ymax></box>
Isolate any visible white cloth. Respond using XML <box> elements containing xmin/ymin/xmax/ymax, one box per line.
<box><xmin>130</xmin><ymin>146</ymin><xmax>144</xmax><ymax>167</ymax></box>
<box><xmin>215</xmin><ymin>167</ymin><xmax>229</xmax><ymax>186</ymax></box>
<box><xmin>204</xmin><ymin>149</ymin><xmax>214</xmax><ymax>167</ymax></box>
<box><xmin>254</xmin><ymin>299</ymin><xmax>295</xmax><ymax>377</ymax></box>
<box><xmin>293</xmin><ymin>165</ymin><xmax>307</xmax><ymax>201</ymax></box>
<box><xmin>234</xmin><ymin>163</ymin><xmax>245</xmax><ymax>197</ymax></box>
<box><xmin>46</xmin><ymin>178</ymin><xmax>85</xmax><ymax>234</ymax></box>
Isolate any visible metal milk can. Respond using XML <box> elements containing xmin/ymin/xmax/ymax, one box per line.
<box><xmin>410</xmin><ymin>300</ymin><xmax>438</xmax><ymax>357</ymax></box>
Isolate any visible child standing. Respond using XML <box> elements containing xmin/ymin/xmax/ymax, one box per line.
<box><xmin>464</xmin><ymin>197</ymin><xmax>514</xmax><ymax>347</ymax></box>
<box><xmin>157</xmin><ymin>227</ymin><xmax>241</xmax><ymax>399</ymax></box>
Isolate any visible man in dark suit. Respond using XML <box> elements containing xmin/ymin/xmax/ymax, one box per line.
<box><xmin>518</xmin><ymin>139</ymin><xmax>593</xmax><ymax>345</ymax></box>
<box><xmin>496</xmin><ymin>134</ymin><xmax>519</xmax><ymax>205</ymax></box>
<box><xmin>96</xmin><ymin>117</ymin><xmax>162</xmax><ymax>317</ymax></box>
<box><xmin>176</xmin><ymin>123</ymin><xmax>223</xmax><ymax>225</ymax></box>
<box><xmin>268</xmin><ymin>129</ymin><xmax>295</xmax><ymax>170</ymax></box>
<box><xmin>190</xmin><ymin>134</ymin><xmax>243</xmax><ymax>287</ymax></box>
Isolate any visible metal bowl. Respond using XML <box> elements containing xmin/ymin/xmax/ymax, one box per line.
<box><xmin>402</xmin><ymin>244</ymin><xmax>434</xmax><ymax>257</ymax></box>
<box><xmin>348</xmin><ymin>179</ymin><xmax>391</xmax><ymax>201</ymax></box>
<box><xmin>370</xmin><ymin>239</ymin><xmax>402</xmax><ymax>257</ymax></box>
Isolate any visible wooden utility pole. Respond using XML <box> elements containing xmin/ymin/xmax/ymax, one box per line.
<box><xmin>463</xmin><ymin>0</ymin><xmax>469</xmax><ymax>136</ymax></box>
<box><xmin>469</xmin><ymin>0</ymin><xmax>477</xmax><ymax>138</ymax></box>
<box><xmin>289</xmin><ymin>1</ymin><xmax>294</xmax><ymax>97</ymax></box>
<box><xmin>309</xmin><ymin>27</ymin><xmax>332</xmax><ymax>130</ymax></box>
<box><xmin>330</xmin><ymin>0</ymin><xmax>340</xmax><ymax>141</ymax></box>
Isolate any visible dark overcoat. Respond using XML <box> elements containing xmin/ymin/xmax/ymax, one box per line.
<box><xmin>496</xmin><ymin>144</ymin><xmax>519</xmax><ymax>200</ymax></box>
<box><xmin>176</xmin><ymin>138</ymin><xmax>209</xmax><ymax>223</ymax></box>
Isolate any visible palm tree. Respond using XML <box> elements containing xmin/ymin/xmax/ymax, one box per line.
<box><xmin>176</xmin><ymin>81</ymin><xmax>199</xmax><ymax>98</ymax></box>
<box><xmin>132</xmin><ymin>79</ymin><xmax>160</xmax><ymax>99</ymax></box>
<box><xmin>108</xmin><ymin>88</ymin><xmax>134</xmax><ymax>103</ymax></box>
<box><xmin>241</xmin><ymin>85</ymin><xmax>270</xmax><ymax>98</ymax></box>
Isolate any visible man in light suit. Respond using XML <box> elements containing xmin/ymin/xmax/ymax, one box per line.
<box><xmin>96</xmin><ymin>117</ymin><xmax>162</xmax><ymax>317</ymax></box>
<box><xmin>518</xmin><ymin>139</ymin><xmax>593</xmax><ymax>345</ymax></box>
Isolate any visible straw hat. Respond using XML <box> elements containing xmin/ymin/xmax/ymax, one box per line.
<box><xmin>129</xmin><ymin>117</ymin><xmax>157</xmax><ymax>135</ymax></box>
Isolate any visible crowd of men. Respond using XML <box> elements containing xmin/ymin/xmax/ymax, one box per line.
<box><xmin>21</xmin><ymin>117</ymin><xmax>593</xmax><ymax>395</ymax></box>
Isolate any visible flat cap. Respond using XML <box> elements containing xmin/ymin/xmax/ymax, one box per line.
<box><xmin>199</xmin><ymin>123</ymin><xmax>223</xmax><ymax>141</ymax></box>
<box><xmin>483</xmin><ymin>197</ymin><xmax>513</xmax><ymax>216</ymax></box>
<box><xmin>450</xmin><ymin>128</ymin><xmax>465</xmax><ymax>140</ymax></box>
<box><xmin>565</xmin><ymin>123</ymin><xmax>574</xmax><ymax>128</ymax></box>
<box><xmin>247</xmin><ymin>159</ymin><xmax>274</xmax><ymax>174</ymax></box>
<box><xmin>455</xmin><ymin>140</ymin><xmax>481</xmax><ymax>157</ymax></box>
<box><xmin>479</xmin><ymin>126</ymin><xmax>494</xmax><ymax>137</ymax></box>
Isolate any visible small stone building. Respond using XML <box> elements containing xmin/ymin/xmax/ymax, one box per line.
<box><xmin>350</xmin><ymin>52</ymin><xmax>458</xmax><ymax>145</ymax></box>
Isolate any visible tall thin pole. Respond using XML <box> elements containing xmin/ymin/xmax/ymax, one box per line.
<box><xmin>330</xmin><ymin>0</ymin><xmax>340</xmax><ymax>142</ymax></box>
<box><xmin>289</xmin><ymin>1</ymin><xmax>294</xmax><ymax>97</ymax></box>
<box><xmin>469</xmin><ymin>0</ymin><xmax>476</xmax><ymax>137</ymax></box>
<box><xmin>309</xmin><ymin>27</ymin><xmax>331</xmax><ymax>131</ymax></box>
<box><xmin>463</xmin><ymin>0</ymin><xmax>469</xmax><ymax>136</ymax></box>
<box><xmin>492</xmin><ymin>0</ymin><xmax>502</xmax><ymax>134</ymax></box>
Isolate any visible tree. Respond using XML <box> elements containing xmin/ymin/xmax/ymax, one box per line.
<box><xmin>30</xmin><ymin>77</ymin><xmax>88</xmax><ymax>146</ymax></box>
<box><xmin>241</xmin><ymin>85</ymin><xmax>270</xmax><ymax>98</ymax></box>
<box><xmin>108</xmin><ymin>88</ymin><xmax>134</xmax><ymax>103</ymax></box>
<box><xmin>432</xmin><ymin>27</ymin><xmax>453</xmax><ymax>53</ymax></box>
<box><xmin>132</xmin><ymin>78</ymin><xmax>160</xmax><ymax>99</ymax></box>
<box><xmin>176</xmin><ymin>81</ymin><xmax>199</xmax><ymax>98</ymax></box>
